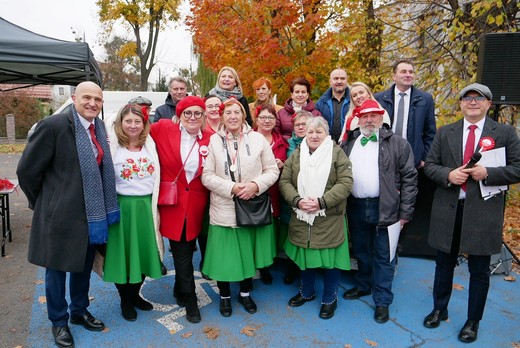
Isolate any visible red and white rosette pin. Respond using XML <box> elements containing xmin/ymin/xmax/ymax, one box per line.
<box><xmin>479</xmin><ymin>137</ymin><xmax>495</xmax><ymax>152</ymax></box>
<box><xmin>199</xmin><ymin>145</ymin><xmax>209</xmax><ymax>166</ymax></box>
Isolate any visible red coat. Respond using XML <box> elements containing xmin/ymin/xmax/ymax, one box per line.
<box><xmin>268</xmin><ymin>131</ymin><xmax>288</xmax><ymax>217</ymax></box>
<box><xmin>151</xmin><ymin>120</ymin><xmax>211</xmax><ymax>242</ymax></box>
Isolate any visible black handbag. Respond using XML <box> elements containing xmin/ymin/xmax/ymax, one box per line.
<box><xmin>234</xmin><ymin>192</ymin><xmax>272</xmax><ymax>227</ymax></box>
<box><xmin>225</xmin><ymin>137</ymin><xmax>272</xmax><ymax>227</ymax></box>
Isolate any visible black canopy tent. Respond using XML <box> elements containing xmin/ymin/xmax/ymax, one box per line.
<box><xmin>0</xmin><ymin>17</ymin><xmax>102</xmax><ymax>91</ymax></box>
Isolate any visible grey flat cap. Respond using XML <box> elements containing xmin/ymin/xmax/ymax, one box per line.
<box><xmin>459</xmin><ymin>83</ymin><xmax>493</xmax><ymax>100</ymax></box>
<box><xmin>129</xmin><ymin>96</ymin><xmax>152</xmax><ymax>106</ymax></box>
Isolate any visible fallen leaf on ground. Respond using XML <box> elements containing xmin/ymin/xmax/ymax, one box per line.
<box><xmin>365</xmin><ymin>339</ymin><xmax>378</xmax><ymax>346</ymax></box>
<box><xmin>169</xmin><ymin>329</ymin><xmax>177</xmax><ymax>335</ymax></box>
<box><xmin>181</xmin><ymin>332</ymin><xmax>193</xmax><ymax>338</ymax></box>
<box><xmin>5</xmin><ymin>255</ymin><xmax>13</xmax><ymax>258</ymax></box>
<box><xmin>33</xmin><ymin>280</ymin><xmax>44</xmax><ymax>285</ymax></box>
<box><xmin>102</xmin><ymin>327</ymin><xmax>110</xmax><ymax>333</ymax></box>
<box><xmin>203</xmin><ymin>326</ymin><xmax>220</xmax><ymax>339</ymax></box>
<box><xmin>344</xmin><ymin>344</ymin><xmax>352</xmax><ymax>348</ymax></box>
<box><xmin>511</xmin><ymin>342</ymin><xmax>520</xmax><ymax>348</ymax></box>
<box><xmin>453</xmin><ymin>283</ymin><xmax>464</xmax><ymax>290</ymax></box>
<box><xmin>240</xmin><ymin>325</ymin><xmax>258</xmax><ymax>337</ymax></box>
<box><xmin>38</xmin><ymin>296</ymin><xmax>46</xmax><ymax>304</ymax></box>
<box><xmin>504</xmin><ymin>275</ymin><xmax>516</xmax><ymax>282</ymax></box>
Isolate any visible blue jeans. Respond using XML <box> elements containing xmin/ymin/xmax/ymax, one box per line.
<box><xmin>300</xmin><ymin>268</ymin><xmax>341</xmax><ymax>304</ymax></box>
<box><xmin>45</xmin><ymin>244</ymin><xmax>97</xmax><ymax>327</ymax></box>
<box><xmin>347</xmin><ymin>197</ymin><xmax>396</xmax><ymax>306</ymax></box>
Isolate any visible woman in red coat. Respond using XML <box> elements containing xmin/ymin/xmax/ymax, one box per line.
<box><xmin>255</xmin><ymin>104</ymin><xmax>288</xmax><ymax>283</ymax></box>
<box><xmin>150</xmin><ymin>96</ymin><xmax>212</xmax><ymax>324</ymax></box>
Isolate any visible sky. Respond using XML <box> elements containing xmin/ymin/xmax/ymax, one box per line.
<box><xmin>2</xmin><ymin>0</ymin><xmax>195</xmax><ymax>84</ymax></box>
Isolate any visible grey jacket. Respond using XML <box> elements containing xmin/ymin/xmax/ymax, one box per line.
<box><xmin>342</xmin><ymin>128</ymin><xmax>418</xmax><ymax>225</ymax></box>
<box><xmin>424</xmin><ymin>117</ymin><xmax>520</xmax><ymax>255</ymax></box>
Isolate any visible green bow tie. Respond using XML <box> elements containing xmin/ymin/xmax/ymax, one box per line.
<box><xmin>361</xmin><ymin>133</ymin><xmax>377</xmax><ymax>146</ymax></box>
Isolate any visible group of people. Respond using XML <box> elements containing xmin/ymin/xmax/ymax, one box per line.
<box><xmin>16</xmin><ymin>59</ymin><xmax>520</xmax><ymax>348</ymax></box>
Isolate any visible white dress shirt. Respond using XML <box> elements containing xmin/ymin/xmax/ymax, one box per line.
<box><xmin>392</xmin><ymin>87</ymin><xmax>411</xmax><ymax>139</ymax></box>
<box><xmin>350</xmin><ymin>131</ymin><xmax>380</xmax><ymax>198</ymax></box>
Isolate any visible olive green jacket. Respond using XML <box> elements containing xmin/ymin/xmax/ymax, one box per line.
<box><xmin>279</xmin><ymin>145</ymin><xmax>353</xmax><ymax>249</ymax></box>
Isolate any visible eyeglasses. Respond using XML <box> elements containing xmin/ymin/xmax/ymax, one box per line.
<box><xmin>206</xmin><ymin>104</ymin><xmax>221</xmax><ymax>109</ymax></box>
<box><xmin>294</xmin><ymin>123</ymin><xmax>307</xmax><ymax>128</ymax></box>
<box><xmin>461</xmin><ymin>96</ymin><xmax>487</xmax><ymax>103</ymax></box>
<box><xmin>183</xmin><ymin>111</ymin><xmax>204</xmax><ymax>119</ymax></box>
<box><xmin>257</xmin><ymin>116</ymin><xmax>275</xmax><ymax>121</ymax></box>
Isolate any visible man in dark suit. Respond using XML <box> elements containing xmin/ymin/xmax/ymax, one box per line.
<box><xmin>376</xmin><ymin>59</ymin><xmax>437</xmax><ymax>256</ymax></box>
<box><xmin>423</xmin><ymin>83</ymin><xmax>520</xmax><ymax>343</ymax></box>
<box><xmin>17</xmin><ymin>82</ymin><xmax>120</xmax><ymax>348</ymax></box>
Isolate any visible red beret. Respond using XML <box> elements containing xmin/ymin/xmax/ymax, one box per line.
<box><xmin>176</xmin><ymin>96</ymin><xmax>206</xmax><ymax>117</ymax></box>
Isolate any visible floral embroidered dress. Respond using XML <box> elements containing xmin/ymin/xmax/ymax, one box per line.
<box><xmin>103</xmin><ymin>147</ymin><xmax>162</xmax><ymax>284</ymax></box>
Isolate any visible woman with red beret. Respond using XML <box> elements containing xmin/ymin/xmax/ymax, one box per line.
<box><xmin>150</xmin><ymin>96</ymin><xmax>212</xmax><ymax>324</ymax></box>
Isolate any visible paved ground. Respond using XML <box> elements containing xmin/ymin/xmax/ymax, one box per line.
<box><xmin>2</xmin><ymin>153</ymin><xmax>520</xmax><ymax>348</ymax></box>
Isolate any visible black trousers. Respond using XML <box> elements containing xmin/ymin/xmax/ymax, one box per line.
<box><xmin>169</xmin><ymin>222</ymin><xmax>197</xmax><ymax>304</ymax></box>
<box><xmin>432</xmin><ymin>200</ymin><xmax>491</xmax><ymax>321</ymax></box>
<box><xmin>217</xmin><ymin>278</ymin><xmax>253</xmax><ymax>298</ymax></box>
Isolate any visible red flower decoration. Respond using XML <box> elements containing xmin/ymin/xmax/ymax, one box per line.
<box><xmin>141</xmin><ymin>106</ymin><xmax>150</xmax><ymax>123</ymax></box>
<box><xmin>122</xmin><ymin>168</ymin><xmax>132</xmax><ymax>179</ymax></box>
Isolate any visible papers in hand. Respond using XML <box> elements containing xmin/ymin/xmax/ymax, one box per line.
<box><xmin>479</xmin><ymin>147</ymin><xmax>508</xmax><ymax>200</ymax></box>
<box><xmin>387</xmin><ymin>221</ymin><xmax>401</xmax><ymax>262</ymax></box>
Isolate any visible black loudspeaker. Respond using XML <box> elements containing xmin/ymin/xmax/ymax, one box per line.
<box><xmin>476</xmin><ymin>32</ymin><xmax>520</xmax><ymax>105</ymax></box>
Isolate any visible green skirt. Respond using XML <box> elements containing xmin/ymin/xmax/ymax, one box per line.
<box><xmin>202</xmin><ymin>223</ymin><xmax>276</xmax><ymax>282</ymax></box>
<box><xmin>284</xmin><ymin>218</ymin><xmax>351</xmax><ymax>271</ymax></box>
<box><xmin>103</xmin><ymin>195</ymin><xmax>162</xmax><ymax>284</ymax></box>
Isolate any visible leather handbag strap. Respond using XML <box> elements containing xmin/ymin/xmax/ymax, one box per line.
<box><xmin>173</xmin><ymin>139</ymin><xmax>198</xmax><ymax>183</ymax></box>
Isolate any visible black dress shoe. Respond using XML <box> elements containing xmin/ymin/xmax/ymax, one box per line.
<box><xmin>238</xmin><ymin>295</ymin><xmax>257</xmax><ymax>314</ymax></box>
<box><xmin>343</xmin><ymin>287</ymin><xmax>371</xmax><ymax>300</ymax></box>
<box><xmin>374</xmin><ymin>306</ymin><xmax>389</xmax><ymax>323</ymax></box>
<box><xmin>121</xmin><ymin>301</ymin><xmax>137</xmax><ymax>321</ymax></box>
<box><xmin>133</xmin><ymin>296</ymin><xmax>153</xmax><ymax>311</ymax></box>
<box><xmin>70</xmin><ymin>311</ymin><xmax>105</xmax><ymax>331</ymax></box>
<box><xmin>219</xmin><ymin>298</ymin><xmax>232</xmax><ymax>317</ymax></box>
<box><xmin>186</xmin><ymin>302</ymin><xmax>201</xmax><ymax>323</ymax></box>
<box><xmin>423</xmin><ymin>309</ymin><xmax>448</xmax><ymax>328</ymax></box>
<box><xmin>319</xmin><ymin>300</ymin><xmax>337</xmax><ymax>319</ymax></box>
<box><xmin>259</xmin><ymin>268</ymin><xmax>273</xmax><ymax>285</ymax></box>
<box><xmin>288</xmin><ymin>293</ymin><xmax>316</xmax><ymax>307</ymax></box>
<box><xmin>52</xmin><ymin>325</ymin><xmax>74</xmax><ymax>348</ymax></box>
<box><xmin>458</xmin><ymin>319</ymin><xmax>479</xmax><ymax>343</ymax></box>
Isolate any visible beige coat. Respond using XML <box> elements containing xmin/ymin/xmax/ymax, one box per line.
<box><xmin>202</xmin><ymin>125</ymin><xmax>279</xmax><ymax>227</ymax></box>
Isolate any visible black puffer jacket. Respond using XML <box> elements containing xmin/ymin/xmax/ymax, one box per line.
<box><xmin>341</xmin><ymin>128</ymin><xmax>418</xmax><ymax>225</ymax></box>
<box><xmin>153</xmin><ymin>94</ymin><xmax>176</xmax><ymax>122</ymax></box>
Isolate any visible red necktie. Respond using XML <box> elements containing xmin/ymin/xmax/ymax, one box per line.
<box><xmin>462</xmin><ymin>125</ymin><xmax>477</xmax><ymax>192</ymax></box>
<box><xmin>88</xmin><ymin>124</ymin><xmax>104</xmax><ymax>166</ymax></box>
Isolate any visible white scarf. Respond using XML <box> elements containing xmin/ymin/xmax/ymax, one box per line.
<box><xmin>295</xmin><ymin>135</ymin><xmax>333</xmax><ymax>225</ymax></box>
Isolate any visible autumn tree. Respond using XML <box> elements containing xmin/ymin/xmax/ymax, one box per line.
<box><xmin>97</xmin><ymin>0</ymin><xmax>182</xmax><ymax>91</ymax></box>
<box><xmin>374</xmin><ymin>0</ymin><xmax>519</xmax><ymax>121</ymax></box>
<box><xmin>99</xmin><ymin>36</ymin><xmax>141</xmax><ymax>90</ymax></box>
<box><xmin>187</xmin><ymin>0</ymin><xmax>356</xmax><ymax>102</ymax></box>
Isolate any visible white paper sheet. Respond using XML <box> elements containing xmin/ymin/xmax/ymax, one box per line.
<box><xmin>478</xmin><ymin>147</ymin><xmax>508</xmax><ymax>200</ymax></box>
<box><xmin>387</xmin><ymin>221</ymin><xmax>401</xmax><ymax>262</ymax></box>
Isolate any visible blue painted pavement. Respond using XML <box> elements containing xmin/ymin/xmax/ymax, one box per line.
<box><xmin>27</xmin><ymin>243</ymin><xmax>520</xmax><ymax>347</ymax></box>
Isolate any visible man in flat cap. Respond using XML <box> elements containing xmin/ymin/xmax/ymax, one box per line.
<box><xmin>423</xmin><ymin>83</ymin><xmax>520</xmax><ymax>343</ymax></box>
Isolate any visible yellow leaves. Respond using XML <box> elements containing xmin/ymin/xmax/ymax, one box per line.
<box><xmin>365</xmin><ymin>339</ymin><xmax>378</xmax><ymax>346</ymax></box>
<box><xmin>504</xmin><ymin>275</ymin><xmax>516</xmax><ymax>282</ymax></box>
<box><xmin>38</xmin><ymin>296</ymin><xmax>46</xmax><ymax>304</ymax></box>
<box><xmin>181</xmin><ymin>332</ymin><xmax>193</xmax><ymax>338</ymax></box>
<box><xmin>453</xmin><ymin>283</ymin><xmax>465</xmax><ymax>291</ymax></box>
<box><xmin>119</xmin><ymin>42</ymin><xmax>138</xmax><ymax>59</ymax></box>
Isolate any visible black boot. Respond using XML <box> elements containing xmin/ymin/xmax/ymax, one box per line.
<box><xmin>131</xmin><ymin>280</ymin><xmax>153</xmax><ymax>311</ymax></box>
<box><xmin>284</xmin><ymin>260</ymin><xmax>300</xmax><ymax>285</ymax></box>
<box><xmin>115</xmin><ymin>283</ymin><xmax>137</xmax><ymax>321</ymax></box>
<box><xmin>259</xmin><ymin>267</ymin><xmax>273</xmax><ymax>285</ymax></box>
